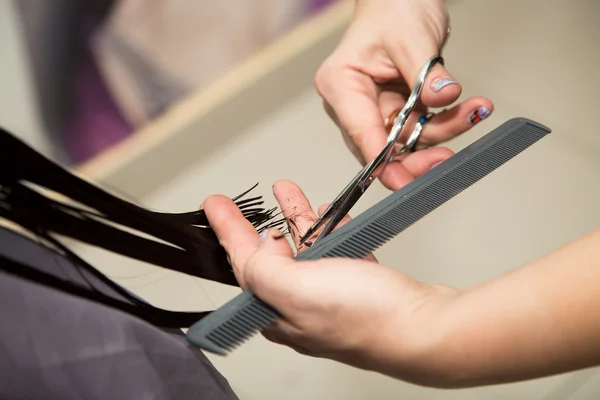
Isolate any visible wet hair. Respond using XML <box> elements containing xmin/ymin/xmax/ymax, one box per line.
<box><xmin>0</xmin><ymin>127</ymin><xmax>284</xmax><ymax>328</ymax></box>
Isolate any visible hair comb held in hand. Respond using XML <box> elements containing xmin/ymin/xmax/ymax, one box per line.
<box><xmin>185</xmin><ymin>117</ymin><xmax>552</xmax><ymax>355</ymax></box>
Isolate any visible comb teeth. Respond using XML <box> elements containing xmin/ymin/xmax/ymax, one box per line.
<box><xmin>186</xmin><ymin>290</ymin><xmax>279</xmax><ymax>355</ymax></box>
<box><xmin>186</xmin><ymin>118</ymin><xmax>551</xmax><ymax>355</ymax></box>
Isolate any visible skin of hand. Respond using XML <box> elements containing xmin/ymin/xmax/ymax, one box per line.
<box><xmin>314</xmin><ymin>0</ymin><xmax>494</xmax><ymax>190</ymax></box>
<box><xmin>204</xmin><ymin>181</ymin><xmax>600</xmax><ymax>388</ymax></box>
<box><xmin>203</xmin><ymin>180</ymin><xmax>460</xmax><ymax>386</ymax></box>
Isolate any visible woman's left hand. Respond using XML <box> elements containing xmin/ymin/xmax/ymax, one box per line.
<box><xmin>203</xmin><ymin>180</ymin><xmax>458</xmax><ymax>384</ymax></box>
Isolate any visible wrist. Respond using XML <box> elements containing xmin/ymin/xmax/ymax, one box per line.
<box><xmin>391</xmin><ymin>287</ymin><xmax>464</xmax><ymax>387</ymax></box>
<box><xmin>349</xmin><ymin>281</ymin><xmax>463</xmax><ymax>387</ymax></box>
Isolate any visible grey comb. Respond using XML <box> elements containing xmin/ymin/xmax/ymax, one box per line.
<box><xmin>186</xmin><ymin>117</ymin><xmax>551</xmax><ymax>355</ymax></box>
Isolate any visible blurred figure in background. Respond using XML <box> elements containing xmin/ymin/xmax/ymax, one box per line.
<box><xmin>17</xmin><ymin>0</ymin><xmax>335</xmax><ymax>164</ymax></box>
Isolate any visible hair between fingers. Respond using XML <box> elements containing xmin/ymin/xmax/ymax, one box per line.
<box><xmin>0</xmin><ymin>126</ymin><xmax>286</xmax><ymax>329</ymax></box>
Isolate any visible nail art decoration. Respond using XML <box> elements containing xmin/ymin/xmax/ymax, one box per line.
<box><xmin>259</xmin><ymin>229</ymin><xmax>269</xmax><ymax>241</ymax></box>
<box><xmin>468</xmin><ymin>106</ymin><xmax>491</xmax><ymax>125</ymax></box>
<box><xmin>431</xmin><ymin>77</ymin><xmax>457</xmax><ymax>92</ymax></box>
<box><xmin>418</xmin><ymin>112</ymin><xmax>435</xmax><ymax>125</ymax></box>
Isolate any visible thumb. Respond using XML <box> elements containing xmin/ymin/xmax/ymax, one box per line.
<box><xmin>387</xmin><ymin>31</ymin><xmax>461</xmax><ymax>108</ymax></box>
<box><xmin>316</xmin><ymin>66</ymin><xmax>389</xmax><ymax>164</ymax></box>
<box><xmin>243</xmin><ymin>228</ymin><xmax>300</xmax><ymax>309</ymax></box>
<box><xmin>317</xmin><ymin>67</ymin><xmax>412</xmax><ymax>189</ymax></box>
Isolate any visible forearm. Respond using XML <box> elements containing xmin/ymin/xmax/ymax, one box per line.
<box><xmin>429</xmin><ymin>228</ymin><xmax>600</xmax><ymax>388</ymax></box>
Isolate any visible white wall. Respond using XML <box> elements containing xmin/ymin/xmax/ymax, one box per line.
<box><xmin>0</xmin><ymin>0</ymin><xmax>52</xmax><ymax>156</ymax></box>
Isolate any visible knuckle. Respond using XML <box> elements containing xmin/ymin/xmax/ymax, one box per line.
<box><xmin>322</xmin><ymin>99</ymin><xmax>335</xmax><ymax>119</ymax></box>
<box><xmin>314</xmin><ymin>61</ymin><xmax>334</xmax><ymax>97</ymax></box>
<box><xmin>242</xmin><ymin>253</ymin><xmax>261</xmax><ymax>288</ymax></box>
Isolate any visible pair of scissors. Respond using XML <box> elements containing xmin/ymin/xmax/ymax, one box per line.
<box><xmin>298</xmin><ymin>56</ymin><xmax>443</xmax><ymax>247</ymax></box>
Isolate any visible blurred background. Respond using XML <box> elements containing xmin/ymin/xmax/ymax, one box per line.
<box><xmin>0</xmin><ymin>0</ymin><xmax>333</xmax><ymax>165</ymax></box>
<box><xmin>2</xmin><ymin>0</ymin><xmax>600</xmax><ymax>399</ymax></box>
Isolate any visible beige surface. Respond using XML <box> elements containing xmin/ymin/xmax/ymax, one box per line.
<box><xmin>0</xmin><ymin>0</ymin><xmax>54</xmax><ymax>158</ymax></box>
<box><xmin>74</xmin><ymin>0</ymin><xmax>600</xmax><ymax>399</ymax></box>
<box><xmin>93</xmin><ymin>0</ymin><xmax>307</xmax><ymax>127</ymax></box>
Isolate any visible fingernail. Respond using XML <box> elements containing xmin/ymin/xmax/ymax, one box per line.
<box><xmin>467</xmin><ymin>106</ymin><xmax>492</xmax><ymax>125</ymax></box>
<box><xmin>431</xmin><ymin>77</ymin><xmax>458</xmax><ymax>92</ymax></box>
<box><xmin>259</xmin><ymin>229</ymin><xmax>269</xmax><ymax>243</ymax></box>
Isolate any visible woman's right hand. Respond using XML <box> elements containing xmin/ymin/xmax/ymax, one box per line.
<box><xmin>315</xmin><ymin>0</ymin><xmax>494</xmax><ymax>190</ymax></box>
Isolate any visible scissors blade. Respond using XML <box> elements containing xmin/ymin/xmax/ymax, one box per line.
<box><xmin>310</xmin><ymin>182</ymin><xmax>367</xmax><ymax>244</ymax></box>
<box><xmin>297</xmin><ymin>56</ymin><xmax>444</xmax><ymax>247</ymax></box>
<box><xmin>298</xmin><ymin>170</ymin><xmax>374</xmax><ymax>246</ymax></box>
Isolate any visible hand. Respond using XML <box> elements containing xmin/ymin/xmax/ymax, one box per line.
<box><xmin>205</xmin><ymin>184</ymin><xmax>600</xmax><ymax>388</ymax></box>
<box><xmin>204</xmin><ymin>180</ymin><xmax>459</xmax><ymax>385</ymax></box>
<box><xmin>315</xmin><ymin>0</ymin><xmax>494</xmax><ymax>190</ymax></box>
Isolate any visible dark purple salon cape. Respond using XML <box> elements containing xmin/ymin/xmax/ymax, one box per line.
<box><xmin>0</xmin><ymin>226</ymin><xmax>239</xmax><ymax>400</ymax></box>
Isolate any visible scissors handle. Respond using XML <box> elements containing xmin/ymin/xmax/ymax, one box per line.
<box><xmin>298</xmin><ymin>56</ymin><xmax>443</xmax><ymax>247</ymax></box>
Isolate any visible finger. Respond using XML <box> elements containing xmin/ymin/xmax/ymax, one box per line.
<box><xmin>353</xmin><ymin>123</ymin><xmax>418</xmax><ymax>189</ymax></box>
<box><xmin>323</xmin><ymin>87</ymin><xmax>428</xmax><ymax>168</ymax></box>
<box><xmin>378</xmin><ymin>89</ymin><xmax>429</xmax><ymax>139</ymax></box>
<box><xmin>352</xmin><ymin>90</ymin><xmax>436</xmax><ymax>190</ymax></box>
<box><xmin>245</xmin><ymin>236</ymin><xmax>326</xmax><ymax>348</ymax></box>
<box><xmin>323</xmin><ymin>100</ymin><xmax>373</xmax><ymax>167</ymax></box>
<box><xmin>317</xmin><ymin>203</ymin><xmax>332</xmax><ymax>216</ymax></box>
<box><xmin>272</xmin><ymin>180</ymin><xmax>318</xmax><ymax>249</ymax></box>
<box><xmin>243</xmin><ymin>228</ymin><xmax>299</xmax><ymax>305</ymax></box>
<box><xmin>203</xmin><ymin>194</ymin><xmax>259</xmax><ymax>288</ymax></box>
<box><xmin>377</xmin><ymin>80</ymin><xmax>418</xmax><ymax>111</ymax></box>
<box><xmin>391</xmin><ymin>146</ymin><xmax>455</xmax><ymax>178</ymax></box>
<box><xmin>377</xmin><ymin>146</ymin><xmax>455</xmax><ymax>190</ymax></box>
<box><xmin>315</xmin><ymin>65</ymin><xmax>389</xmax><ymax>166</ymax></box>
<box><xmin>417</xmin><ymin>97</ymin><xmax>494</xmax><ymax>148</ymax></box>
<box><xmin>385</xmin><ymin>33</ymin><xmax>461</xmax><ymax>109</ymax></box>
<box><xmin>261</xmin><ymin>325</ymin><xmax>315</xmax><ymax>357</ymax></box>
<box><xmin>263</xmin><ymin>320</ymin><xmax>304</xmax><ymax>343</ymax></box>
<box><xmin>421</xmin><ymin>64</ymin><xmax>462</xmax><ymax>108</ymax></box>
<box><xmin>314</xmin><ymin>202</ymin><xmax>352</xmax><ymax>239</ymax></box>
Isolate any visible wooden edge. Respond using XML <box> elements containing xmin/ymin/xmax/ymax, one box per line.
<box><xmin>76</xmin><ymin>0</ymin><xmax>353</xmax><ymax>189</ymax></box>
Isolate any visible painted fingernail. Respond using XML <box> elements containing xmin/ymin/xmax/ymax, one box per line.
<box><xmin>467</xmin><ymin>106</ymin><xmax>492</xmax><ymax>125</ymax></box>
<box><xmin>431</xmin><ymin>77</ymin><xmax>458</xmax><ymax>92</ymax></box>
<box><xmin>259</xmin><ymin>229</ymin><xmax>269</xmax><ymax>243</ymax></box>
